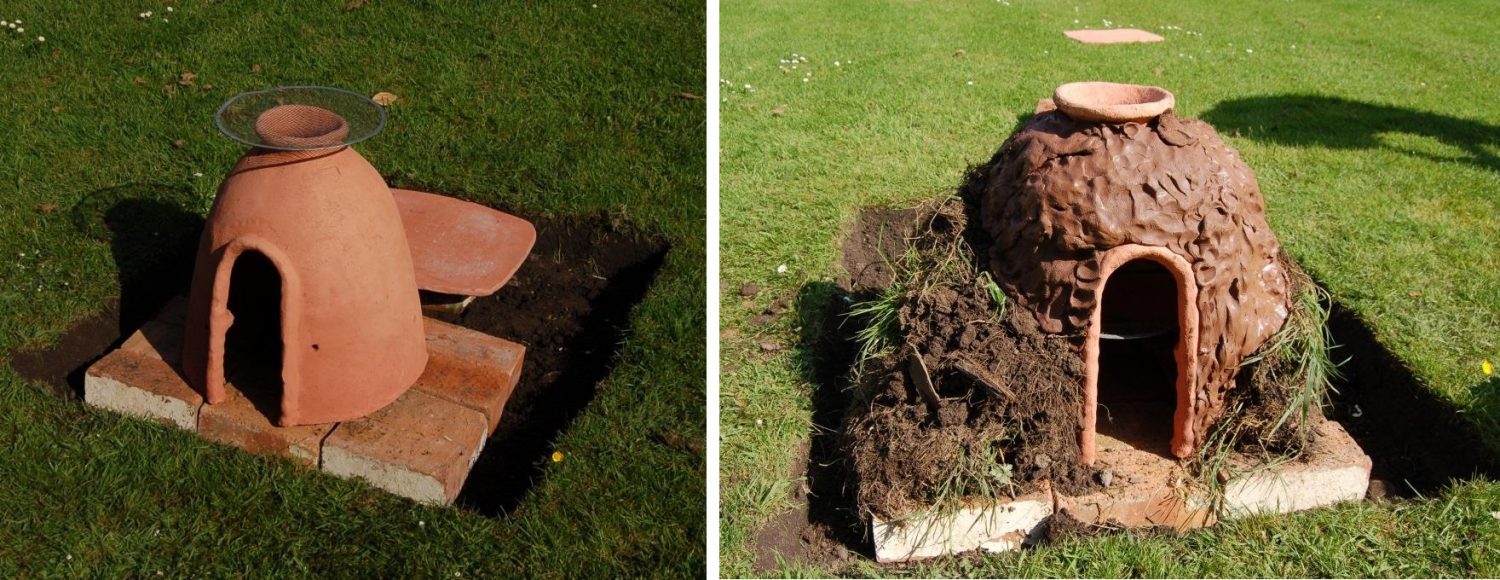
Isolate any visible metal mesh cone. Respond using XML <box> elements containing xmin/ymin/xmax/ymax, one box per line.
<box><xmin>215</xmin><ymin>86</ymin><xmax>385</xmax><ymax>151</ymax></box>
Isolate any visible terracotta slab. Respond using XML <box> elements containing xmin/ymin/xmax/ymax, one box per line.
<box><xmin>393</xmin><ymin>188</ymin><xmax>536</xmax><ymax>297</ymax></box>
<box><xmin>1064</xmin><ymin>29</ymin><xmax>1165</xmax><ymax>44</ymax></box>
<box><xmin>198</xmin><ymin>381</ymin><xmax>335</xmax><ymax>467</ymax></box>
<box><xmin>321</xmin><ymin>389</ymin><xmax>488</xmax><ymax>505</ymax></box>
<box><xmin>415</xmin><ymin>317</ymin><xmax>525</xmax><ymax>433</ymax></box>
<box><xmin>84</xmin><ymin>348</ymin><xmax>202</xmax><ymax>430</ymax></box>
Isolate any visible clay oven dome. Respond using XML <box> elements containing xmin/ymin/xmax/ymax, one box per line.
<box><xmin>975</xmin><ymin>82</ymin><xmax>1291</xmax><ymax>462</ymax></box>
<box><xmin>183</xmin><ymin>96</ymin><xmax>428</xmax><ymax>427</ymax></box>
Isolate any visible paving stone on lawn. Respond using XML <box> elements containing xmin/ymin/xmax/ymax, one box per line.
<box><xmin>1064</xmin><ymin>28</ymin><xmax>1166</xmax><ymax>44</ymax></box>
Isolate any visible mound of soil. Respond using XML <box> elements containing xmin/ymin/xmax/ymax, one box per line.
<box><xmin>840</xmin><ymin>200</ymin><xmax>1096</xmax><ymax>520</ymax></box>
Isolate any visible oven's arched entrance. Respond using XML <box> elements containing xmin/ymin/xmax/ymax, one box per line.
<box><xmin>1095</xmin><ymin>259</ymin><xmax>1180</xmax><ymax>457</ymax></box>
<box><xmin>1080</xmin><ymin>245</ymin><xmax>1200</xmax><ymax>465</ymax></box>
<box><xmin>222</xmin><ymin>249</ymin><xmax>285</xmax><ymax>423</ymax></box>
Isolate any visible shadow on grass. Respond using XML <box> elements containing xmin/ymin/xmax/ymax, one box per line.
<box><xmin>1201</xmin><ymin>94</ymin><xmax>1500</xmax><ymax>174</ymax></box>
<box><xmin>1327</xmin><ymin>300</ymin><xmax>1500</xmax><ymax>495</ymax></box>
<box><xmin>9</xmin><ymin>185</ymin><xmax>202</xmax><ymax>400</ymax></box>
<box><xmin>750</xmin><ymin>280</ymin><xmax>869</xmax><ymax>572</ymax></box>
<box><xmin>797</xmin><ymin>280</ymin><xmax>866</xmax><ymax>542</ymax></box>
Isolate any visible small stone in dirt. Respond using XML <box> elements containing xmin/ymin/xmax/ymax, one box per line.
<box><xmin>760</xmin><ymin>340</ymin><xmax>783</xmax><ymax>352</ymax></box>
<box><xmin>1034</xmin><ymin>454</ymin><xmax>1051</xmax><ymax>470</ymax></box>
<box><xmin>906</xmin><ymin>352</ymin><xmax>942</xmax><ymax>420</ymax></box>
<box><xmin>1097</xmin><ymin>469</ymin><xmax>1114</xmax><ymax>487</ymax></box>
<box><xmin>739</xmin><ymin>282</ymin><xmax>760</xmax><ymax>297</ymax></box>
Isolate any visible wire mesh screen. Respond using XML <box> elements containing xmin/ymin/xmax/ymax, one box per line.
<box><xmin>216</xmin><ymin>86</ymin><xmax>386</xmax><ymax>151</ymax></box>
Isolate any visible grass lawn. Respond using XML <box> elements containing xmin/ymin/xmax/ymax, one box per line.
<box><xmin>0</xmin><ymin>0</ymin><xmax>704</xmax><ymax>576</ymax></box>
<box><xmin>720</xmin><ymin>0</ymin><xmax>1500</xmax><ymax>576</ymax></box>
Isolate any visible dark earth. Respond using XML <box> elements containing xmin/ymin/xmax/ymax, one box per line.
<box><xmin>8</xmin><ymin>190</ymin><xmax>668</xmax><ymax>516</ymax></box>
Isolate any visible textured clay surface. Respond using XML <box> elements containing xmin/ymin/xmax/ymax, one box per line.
<box><xmin>974</xmin><ymin>109</ymin><xmax>1291</xmax><ymax>451</ymax></box>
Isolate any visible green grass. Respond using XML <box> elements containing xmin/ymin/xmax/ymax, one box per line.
<box><xmin>0</xmin><ymin>0</ymin><xmax>703</xmax><ymax>576</ymax></box>
<box><xmin>720</xmin><ymin>0</ymin><xmax>1500</xmax><ymax>575</ymax></box>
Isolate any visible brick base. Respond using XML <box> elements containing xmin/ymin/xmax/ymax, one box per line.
<box><xmin>872</xmin><ymin>417</ymin><xmax>1371</xmax><ymax>562</ymax></box>
<box><xmin>82</xmin><ymin>298</ymin><xmax>527</xmax><ymax>505</ymax></box>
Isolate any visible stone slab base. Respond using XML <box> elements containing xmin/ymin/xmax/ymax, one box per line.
<box><xmin>871</xmin><ymin>417</ymin><xmax>1370</xmax><ymax>563</ymax></box>
<box><xmin>83</xmin><ymin>297</ymin><xmax>525</xmax><ymax>505</ymax></box>
<box><xmin>872</xmin><ymin>483</ymin><xmax>1053</xmax><ymax>563</ymax></box>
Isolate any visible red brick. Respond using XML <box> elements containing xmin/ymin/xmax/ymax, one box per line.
<box><xmin>320</xmin><ymin>389</ymin><xmax>487</xmax><ymax>504</ymax></box>
<box><xmin>414</xmin><ymin>317</ymin><xmax>524</xmax><ymax>433</ymax></box>
<box><xmin>84</xmin><ymin>348</ymin><xmax>202</xmax><ymax>430</ymax></box>
<box><xmin>197</xmin><ymin>383</ymin><xmax>334</xmax><ymax>467</ymax></box>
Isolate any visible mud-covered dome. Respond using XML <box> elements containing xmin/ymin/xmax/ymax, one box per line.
<box><xmin>972</xmin><ymin>87</ymin><xmax>1291</xmax><ymax>446</ymax></box>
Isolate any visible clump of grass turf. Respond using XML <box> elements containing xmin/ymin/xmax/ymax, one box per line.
<box><xmin>843</xmin><ymin>199</ymin><xmax>1088</xmax><ymax>525</ymax></box>
<box><xmin>847</xmin><ymin>280</ymin><xmax>905</xmax><ymax>367</ymax></box>
<box><xmin>844</xmin><ymin>200</ymin><xmax>974</xmax><ymax>368</ymax></box>
<box><xmin>977</xmin><ymin>270</ymin><xmax>1006</xmax><ymax>319</ymax></box>
<box><xmin>1242</xmin><ymin>264</ymin><xmax>1343</xmax><ymax>450</ymax></box>
<box><xmin>1199</xmin><ymin>260</ymin><xmax>1344</xmax><ymax>488</ymax></box>
<box><xmin>930</xmin><ymin>441</ymin><xmax>1016</xmax><ymax>509</ymax></box>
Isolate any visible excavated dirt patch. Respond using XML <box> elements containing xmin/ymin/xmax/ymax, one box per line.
<box><xmin>8</xmin><ymin>194</ymin><xmax>667</xmax><ymax>516</ymax></box>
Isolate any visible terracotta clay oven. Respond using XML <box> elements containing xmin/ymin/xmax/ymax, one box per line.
<box><xmin>184</xmin><ymin>87</ymin><xmax>534</xmax><ymax>426</ymax></box>
<box><xmin>976</xmin><ymin>82</ymin><xmax>1291</xmax><ymax>462</ymax></box>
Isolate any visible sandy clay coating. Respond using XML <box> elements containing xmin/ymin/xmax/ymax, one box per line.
<box><xmin>974</xmin><ymin>83</ymin><xmax>1291</xmax><ymax>460</ymax></box>
<box><xmin>183</xmin><ymin>105</ymin><xmax>429</xmax><ymax>427</ymax></box>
